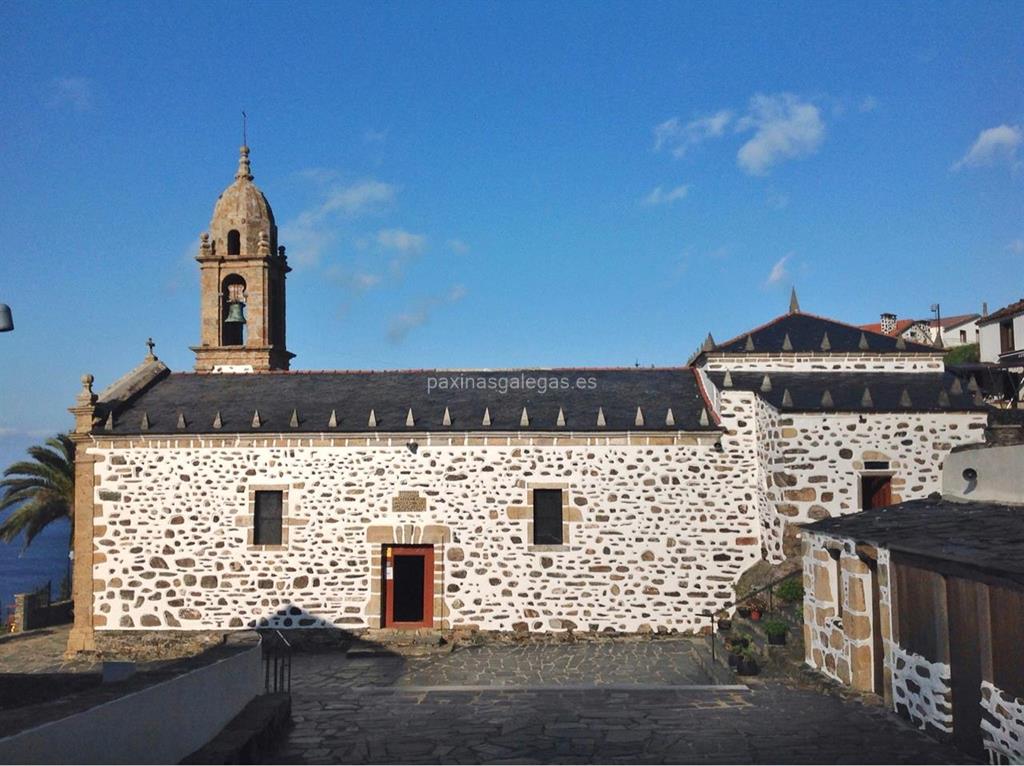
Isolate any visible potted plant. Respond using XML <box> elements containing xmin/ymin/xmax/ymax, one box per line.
<box><xmin>737</xmin><ymin>647</ymin><xmax>759</xmax><ymax>676</ymax></box>
<box><xmin>746</xmin><ymin>597</ymin><xmax>766</xmax><ymax>622</ymax></box>
<box><xmin>764</xmin><ymin>618</ymin><xmax>788</xmax><ymax>646</ymax></box>
<box><xmin>775</xmin><ymin>579</ymin><xmax>804</xmax><ymax>604</ymax></box>
<box><xmin>717</xmin><ymin>611</ymin><xmax>732</xmax><ymax>633</ymax></box>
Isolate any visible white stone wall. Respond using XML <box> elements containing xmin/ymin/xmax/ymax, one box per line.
<box><xmin>765</xmin><ymin>412</ymin><xmax>986</xmax><ymax>527</ymax></box>
<box><xmin>891</xmin><ymin>643</ymin><xmax>954</xmax><ymax>734</ymax></box>
<box><xmin>87</xmin><ymin>432</ymin><xmax>763</xmax><ymax>634</ymax></box>
<box><xmin>701</xmin><ymin>353</ymin><xmax>945</xmax><ymax>373</ymax></box>
<box><xmin>981</xmin><ymin>681</ymin><xmax>1024</xmax><ymax>763</ymax></box>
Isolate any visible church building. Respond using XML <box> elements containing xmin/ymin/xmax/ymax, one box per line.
<box><xmin>65</xmin><ymin>147</ymin><xmax>989</xmax><ymax>653</ymax></box>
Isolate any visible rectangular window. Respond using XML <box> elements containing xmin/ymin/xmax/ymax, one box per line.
<box><xmin>254</xmin><ymin>490</ymin><xmax>283</xmax><ymax>545</ymax></box>
<box><xmin>1000</xmin><ymin>320</ymin><xmax>1015</xmax><ymax>354</ymax></box>
<box><xmin>533</xmin><ymin>489</ymin><xmax>563</xmax><ymax>545</ymax></box>
<box><xmin>959</xmin><ymin>329</ymin><xmax>967</xmax><ymax>343</ymax></box>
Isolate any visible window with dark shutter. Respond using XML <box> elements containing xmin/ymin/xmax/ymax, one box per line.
<box><xmin>254</xmin><ymin>490</ymin><xmax>283</xmax><ymax>545</ymax></box>
<box><xmin>533</xmin><ymin>489</ymin><xmax>563</xmax><ymax>545</ymax></box>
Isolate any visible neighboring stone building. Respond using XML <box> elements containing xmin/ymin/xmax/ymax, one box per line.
<box><xmin>979</xmin><ymin>298</ymin><xmax>1024</xmax><ymax>365</ymax></box>
<box><xmin>65</xmin><ymin>147</ymin><xmax>990</xmax><ymax>654</ymax></box>
<box><xmin>801</xmin><ymin>434</ymin><xmax>1024</xmax><ymax>762</ymax></box>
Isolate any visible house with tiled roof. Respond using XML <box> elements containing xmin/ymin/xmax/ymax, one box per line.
<box><xmin>979</xmin><ymin>298</ymin><xmax>1024</xmax><ymax>364</ymax></box>
<box><xmin>63</xmin><ymin>148</ymin><xmax>992</xmax><ymax>655</ymax></box>
<box><xmin>859</xmin><ymin>311</ymin><xmax>982</xmax><ymax>349</ymax></box>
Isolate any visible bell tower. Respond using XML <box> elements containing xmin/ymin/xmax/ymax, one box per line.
<box><xmin>192</xmin><ymin>146</ymin><xmax>294</xmax><ymax>372</ymax></box>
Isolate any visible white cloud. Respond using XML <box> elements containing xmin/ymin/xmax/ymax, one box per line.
<box><xmin>387</xmin><ymin>284</ymin><xmax>466</xmax><ymax>343</ymax></box>
<box><xmin>376</xmin><ymin>228</ymin><xmax>426</xmax><ymax>254</ymax></box>
<box><xmin>859</xmin><ymin>95</ymin><xmax>879</xmax><ymax>113</ymax></box>
<box><xmin>325</xmin><ymin>266</ymin><xmax>382</xmax><ymax>294</ymax></box>
<box><xmin>952</xmin><ymin>124</ymin><xmax>1023</xmax><ymax>171</ymax></box>
<box><xmin>765</xmin><ymin>253</ymin><xmax>793</xmax><ymax>286</ymax></box>
<box><xmin>642</xmin><ymin>184</ymin><xmax>689</xmax><ymax>205</ymax></box>
<box><xmin>47</xmin><ymin>76</ymin><xmax>94</xmax><ymax>111</ymax></box>
<box><xmin>446</xmin><ymin>238</ymin><xmax>470</xmax><ymax>255</ymax></box>
<box><xmin>736</xmin><ymin>94</ymin><xmax>825</xmax><ymax>175</ymax></box>
<box><xmin>1007</xmin><ymin>239</ymin><xmax>1024</xmax><ymax>254</ymax></box>
<box><xmin>281</xmin><ymin>179</ymin><xmax>397</xmax><ymax>267</ymax></box>
<box><xmin>653</xmin><ymin>110</ymin><xmax>733</xmax><ymax>158</ymax></box>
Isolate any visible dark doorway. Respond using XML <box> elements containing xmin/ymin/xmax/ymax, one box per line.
<box><xmin>383</xmin><ymin>545</ymin><xmax>434</xmax><ymax>628</ymax></box>
<box><xmin>861</xmin><ymin>475</ymin><xmax>892</xmax><ymax>510</ymax></box>
<box><xmin>947</xmin><ymin>577</ymin><xmax>984</xmax><ymax>758</ymax></box>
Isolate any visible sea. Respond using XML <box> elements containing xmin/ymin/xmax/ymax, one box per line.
<box><xmin>0</xmin><ymin>520</ymin><xmax>71</xmax><ymax>621</ymax></box>
<box><xmin>0</xmin><ymin>433</ymin><xmax>72</xmax><ymax>622</ymax></box>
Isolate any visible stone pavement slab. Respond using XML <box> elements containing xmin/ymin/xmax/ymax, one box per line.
<box><xmin>264</xmin><ymin>640</ymin><xmax>975</xmax><ymax>764</ymax></box>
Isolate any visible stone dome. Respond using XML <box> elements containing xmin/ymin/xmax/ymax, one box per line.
<box><xmin>208</xmin><ymin>146</ymin><xmax>278</xmax><ymax>257</ymax></box>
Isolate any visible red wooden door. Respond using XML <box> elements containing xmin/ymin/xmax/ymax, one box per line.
<box><xmin>383</xmin><ymin>545</ymin><xmax>434</xmax><ymax>629</ymax></box>
<box><xmin>861</xmin><ymin>475</ymin><xmax>892</xmax><ymax>510</ymax></box>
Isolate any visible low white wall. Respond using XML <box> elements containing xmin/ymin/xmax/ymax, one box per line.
<box><xmin>0</xmin><ymin>643</ymin><xmax>262</xmax><ymax>765</ymax></box>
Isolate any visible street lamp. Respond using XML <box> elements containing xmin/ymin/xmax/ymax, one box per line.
<box><xmin>0</xmin><ymin>303</ymin><xmax>12</xmax><ymax>333</ymax></box>
<box><xmin>930</xmin><ymin>303</ymin><xmax>941</xmax><ymax>344</ymax></box>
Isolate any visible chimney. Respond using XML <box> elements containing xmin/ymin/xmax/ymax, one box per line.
<box><xmin>880</xmin><ymin>312</ymin><xmax>896</xmax><ymax>335</ymax></box>
<box><xmin>982</xmin><ymin>301</ymin><xmax>988</xmax><ymax>317</ymax></box>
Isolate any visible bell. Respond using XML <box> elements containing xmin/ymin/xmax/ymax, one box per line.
<box><xmin>0</xmin><ymin>304</ymin><xmax>12</xmax><ymax>333</ymax></box>
<box><xmin>224</xmin><ymin>301</ymin><xmax>246</xmax><ymax>324</ymax></box>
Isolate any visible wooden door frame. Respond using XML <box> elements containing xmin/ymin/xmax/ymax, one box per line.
<box><xmin>382</xmin><ymin>544</ymin><xmax>434</xmax><ymax>629</ymax></box>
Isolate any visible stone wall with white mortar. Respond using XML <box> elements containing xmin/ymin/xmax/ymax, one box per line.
<box><xmin>981</xmin><ymin>681</ymin><xmax>1024</xmax><ymax>763</ymax></box>
<box><xmin>86</xmin><ymin>430</ymin><xmax>763</xmax><ymax>634</ymax></box>
<box><xmin>891</xmin><ymin>643</ymin><xmax>954</xmax><ymax>735</ymax></box>
<box><xmin>765</xmin><ymin>412</ymin><xmax>986</xmax><ymax>532</ymax></box>
<box><xmin>701</xmin><ymin>353</ymin><xmax>945</xmax><ymax>373</ymax></box>
<box><xmin>802</xmin><ymin>532</ymin><xmax>888</xmax><ymax>692</ymax></box>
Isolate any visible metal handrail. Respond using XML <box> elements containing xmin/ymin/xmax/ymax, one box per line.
<box><xmin>263</xmin><ymin>629</ymin><xmax>293</xmax><ymax>694</ymax></box>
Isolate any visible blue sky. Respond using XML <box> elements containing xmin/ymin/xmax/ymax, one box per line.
<box><xmin>1</xmin><ymin>1</ymin><xmax>1022</xmax><ymax>454</ymax></box>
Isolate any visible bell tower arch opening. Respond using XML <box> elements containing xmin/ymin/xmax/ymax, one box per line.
<box><xmin>191</xmin><ymin>145</ymin><xmax>294</xmax><ymax>373</ymax></box>
<box><xmin>221</xmin><ymin>274</ymin><xmax>246</xmax><ymax>346</ymax></box>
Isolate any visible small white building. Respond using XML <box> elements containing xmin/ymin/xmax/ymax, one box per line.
<box><xmin>979</xmin><ymin>299</ymin><xmax>1024</xmax><ymax>364</ymax></box>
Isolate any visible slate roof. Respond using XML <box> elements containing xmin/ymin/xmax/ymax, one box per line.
<box><xmin>803</xmin><ymin>497</ymin><xmax>1024</xmax><ymax>581</ymax></box>
<box><xmin>96</xmin><ymin>368</ymin><xmax>719</xmax><ymax>435</ymax></box>
<box><xmin>706</xmin><ymin>370</ymin><xmax>987</xmax><ymax>413</ymax></box>
<box><xmin>978</xmin><ymin>299</ymin><xmax>1024</xmax><ymax>327</ymax></box>
<box><xmin>708</xmin><ymin>312</ymin><xmax>938</xmax><ymax>355</ymax></box>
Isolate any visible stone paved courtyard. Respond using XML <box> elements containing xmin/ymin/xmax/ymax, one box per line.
<box><xmin>265</xmin><ymin>638</ymin><xmax>974</xmax><ymax>764</ymax></box>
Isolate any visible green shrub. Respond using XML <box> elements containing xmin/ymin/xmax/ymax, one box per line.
<box><xmin>945</xmin><ymin>343</ymin><xmax>979</xmax><ymax>365</ymax></box>
<box><xmin>775</xmin><ymin>579</ymin><xmax>804</xmax><ymax>603</ymax></box>
<box><xmin>764</xmin><ymin>619</ymin><xmax>788</xmax><ymax>638</ymax></box>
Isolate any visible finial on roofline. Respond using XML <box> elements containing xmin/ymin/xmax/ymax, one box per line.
<box><xmin>235</xmin><ymin>145</ymin><xmax>253</xmax><ymax>181</ymax></box>
<box><xmin>789</xmin><ymin>287</ymin><xmax>800</xmax><ymax>314</ymax></box>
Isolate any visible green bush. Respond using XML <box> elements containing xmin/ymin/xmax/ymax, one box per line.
<box><xmin>945</xmin><ymin>343</ymin><xmax>980</xmax><ymax>365</ymax></box>
<box><xmin>775</xmin><ymin>579</ymin><xmax>804</xmax><ymax>603</ymax></box>
<box><xmin>764</xmin><ymin>619</ymin><xmax>788</xmax><ymax>638</ymax></box>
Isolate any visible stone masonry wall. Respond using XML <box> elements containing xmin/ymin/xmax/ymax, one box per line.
<box><xmin>702</xmin><ymin>353</ymin><xmax>945</xmax><ymax>373</ymax></box>
<box><xmin>86</xmin><ymin>430</ymin><xmax>762</xmax><ymax>634</ymax></box>
<box><xmin>981</xmin><ymin>681</ymin><xmax>1024</xmax><ymax>763</ymax></box>
<box><xmin>767</xmin><ymin>412</ymin><xmax>986</xmax><ymax>556</ymax></box>
<box><xmin>752</xmin><ymin>396</ymin><xmax>785</xmax><ymax>561</ymax></box>
<box><xmin>802</xmin><ymin>534</ymin><xmax>894</xmax><ymax>695</ymax></box>
<box><xmin>891</xmin><ymin>642</ymin><xmax>954</xmax><ymax>736</ymax></box>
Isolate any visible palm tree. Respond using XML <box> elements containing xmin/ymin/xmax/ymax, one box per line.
<box><xmin>0</xmin><ymin>434</ymin><xmax>75</xmax><ymax>551</ymax></box>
